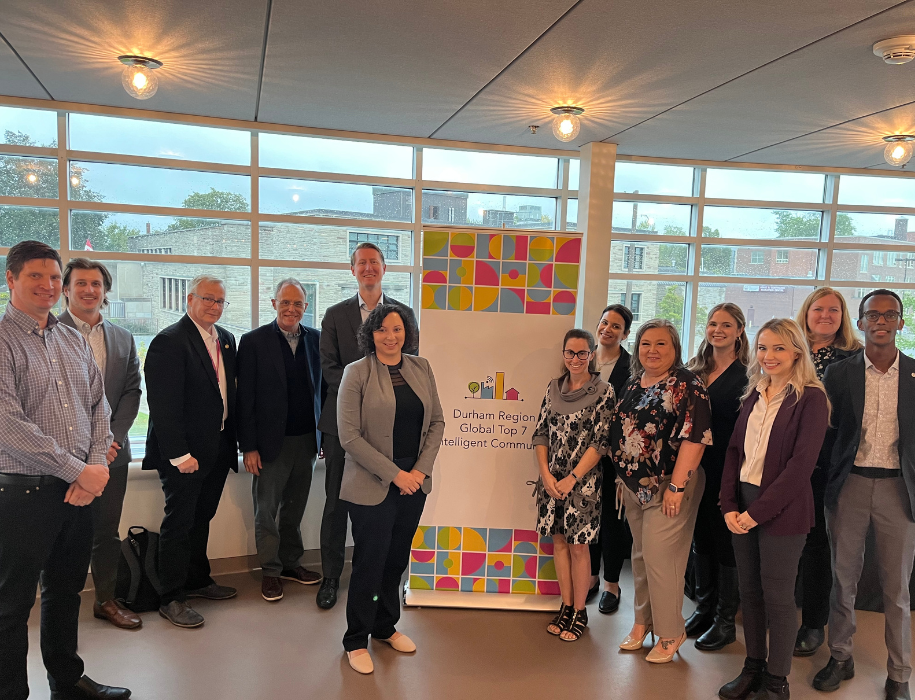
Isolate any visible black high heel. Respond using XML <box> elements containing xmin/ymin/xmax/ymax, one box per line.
<box><xmin>547</xmin><ymin>603</ymin><xmax>573</xmax><ymax>636</ymax></box>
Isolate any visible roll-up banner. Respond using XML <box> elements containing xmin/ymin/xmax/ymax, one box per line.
<box><xmin>407</xmin><ymin>229</ymin><xmax>582</xmax><ymax>610</ymax></box>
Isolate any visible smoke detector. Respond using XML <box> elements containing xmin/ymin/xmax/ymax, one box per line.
<box><xmin>873</xmin><ymin>36</ymin><xmax>915</xmax><ymax>65</ymax></box>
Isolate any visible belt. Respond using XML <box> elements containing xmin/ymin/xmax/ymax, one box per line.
<box><xmin>851</xmin><ymin>466</ymin><xmax>902</xmax><ymax>479</ymax></box>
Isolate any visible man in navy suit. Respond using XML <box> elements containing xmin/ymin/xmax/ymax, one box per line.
<box><xmin>238</xmin><ymin>279</ymin><xmax>324</xmax><ymax>602</ymax></box>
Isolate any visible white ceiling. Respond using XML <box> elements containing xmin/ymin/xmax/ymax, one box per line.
<box><xmin>1</xmin><ymin>0</ymin><xmax>915</xmax><ymax>169</ymax></box>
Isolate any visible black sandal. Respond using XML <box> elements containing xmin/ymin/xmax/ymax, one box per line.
<box><xmin>560</xmin><ymin>608</ymin><xmax>588</xmax><ymax>642</ymax></box>
<box><xmin>547</xmin><ymin>604</ymin><xmax>573</xmax><ymax>636</ymax></box>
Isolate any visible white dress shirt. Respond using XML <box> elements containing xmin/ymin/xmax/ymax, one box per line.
<box><xmin>854</xmin><ymin>351</ymin><xmax>900</xmax><ymax>470</ymax></box>
<box><xmin>739</xmin><ymin>380</ymin><xmax>790</xmax><ymax>486</ymax></box>
<box><xmin>72</xmin><ymin>313</ymin><xmax>107</xmax><ymax>380</ymax></box>
<box><xmin>357</xmin><ymin>292</ymin><xmax>387</xmax><ymax>322</ymax></box>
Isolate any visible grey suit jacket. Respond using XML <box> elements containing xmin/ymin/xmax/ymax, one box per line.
<box><xmin>59</xmin><ymin>310</ymin><xmax>142</xmax><ymax>468</ymax></box>
<box><xmin>338</xmin><ymin>354</ymin><xmax>445</xmax><ymax>506</ymax></box>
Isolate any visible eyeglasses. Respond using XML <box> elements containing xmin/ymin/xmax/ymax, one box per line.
<box><xmin>192</xmin><ymin>294</ymin><xmax>230</xmax><ymax>308</ymax></box>
<box><xmin>276</xmin><ymin>300</ymin><xmax>305</xmax><ymax>309</ymax></box>
<box><xmin>563</xmin><ymin>350</ymin><xmax>592</xmax><ymax>360</ymax></box>
<box><xmin>862</xmin><ymin>310</ymin><xmax>901</xmax><ymax>322</ymax></box>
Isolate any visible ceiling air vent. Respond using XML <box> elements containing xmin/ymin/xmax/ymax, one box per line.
<box><xmin>873</xmin><ymin>36</ymin><xmax>915</xmax><ymax>65</ymax></box>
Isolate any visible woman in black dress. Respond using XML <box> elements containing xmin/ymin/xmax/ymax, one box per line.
<box><xmin>685</xmin><ymin>303</ymin><xmax>750</xmax><ymax>650</ymax></box>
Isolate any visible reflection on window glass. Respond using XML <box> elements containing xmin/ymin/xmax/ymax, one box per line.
<box><xmin>69</xmin><ymin>162</ymin><xmax>250</xmax><ymax>210</ymax></box>
<box><xmin>0</xmin><ymin>106</ymin><xmax>57</xmax><ymax>148</ymax></box>
<box><xmin>566</xmin><ymin>198</ymin><xmax>578</xmax><ymax>230</ymax></box>
<box><xmin>830</xmin><ymin>249</ymin><xmax>915</xmax><ymax>283</ymax></box>
<box><xmin>612</xmin><ymin>201</ymin><xmax>693</xmax><ymax>236</ymax></box>
<box><xmin>260</xmin><ymin>267</ymin><xmax>411</xmax><ymax>327</ymax></box>
<box><xmin>695</xmin><ymin>283</ymin><xmax>815</xmax><ymax>347</ymax></box>
<box><xmin>260</xmin><ymin>178</ymin><xmax>412</xmax><ymax>222</ymax></box>
<box><xmin>568</xmin><ymin>159</ymin><xmax>580</xmax><ymax>190</ymax></box>
<box><xmin>70</xmin><ymin>211</ymin><xmax>250</xmax><ymax>256</ymax></box>
<box><xmin>421</xmin><ymin>190</ymin><xmax>556</xmax><ymax>229</ymax></box>
<box><xmin>610</xmin><ymin>240</ymin><xmax>689</xmax><ymax>275</ymax></box>
<box><xmin>259</xmin><ymin>222</ymin><xmax>412</xmax><ymax>264</ymax></box>
<box><xmin>608</xmin><ymin>281</ymin><xmax>687</xmax><ymax>347</ymax></box>
<box><xmin>69</xmin><ymin>114</ymin><xmax>250</xmax><ymax>165</ymax></box>
<box><xmin>259</xmin><ymin>134</ymin><xmax>412</xmax><ymax>179</ymax></box>
<box><xmin>703</xmin><ymin>206</ymin><xmax>823</xmax><ymax>240</ymax></box>
<box><xmin>614</xmin><ymin>162</ymin><xmax>693</xmax><ymax>196</ymax></box>
<box><xmin>0</xmin><ymin>206</ymin><xmax>58</xmax><ymax>247</ymax></box>
<box><xmin>838</xmin><ymin>175</ymin><xmax>915</xmax><ymax>208</ymax></box>
<box><xmin>705</xmin><ymin>169</ymin><xmax>825</xmax><ymax>203</ymax></box>
<box><xmin>835</xmin><ymin>287</ymin><xmax>914</xmax><ymax>350</ymax></box>
<box><xmin>700</xmin><ymin>245</ymin><xmax>818</xmax><ymax>279</ymax></box>
<box><xmin>422</xmin><ymin>149</ymin><xmax>558</xmax><ymax>188</ymax></box>
<box><xmin>1</xmin><ymin>155</ymin><xmax>57</xmax><ymax>198</ymax></box>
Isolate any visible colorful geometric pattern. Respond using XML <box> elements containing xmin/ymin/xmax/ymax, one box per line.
<box><xmin>408</xmin><ymin>527</ymin><xmax>558</xmax><ymax>595</ymax></box>
<box><xmin>422</xmin><ymin>231</ymin><xmax>581</xmax><ymax>315</ymax></box>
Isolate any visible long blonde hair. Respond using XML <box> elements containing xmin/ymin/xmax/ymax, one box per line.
<box><xmin>796</xmin><ymin>287</ymin><xmax>862</xmax><ymax>352</ymax></box>
<box><xmin>743</xmin><ymin>318</ymin><xmax>830</xmax><ymax>416</ymax></box>
<box><xmin>687</xmin><ymin>303</ymin><xmax>750</xmax><ymax>382</ymax></box>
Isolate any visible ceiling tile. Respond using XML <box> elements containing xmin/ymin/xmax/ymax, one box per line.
<box><xmin>0</xmin><ymin>36</ymin><xmax>48</xmax><ymax>99</ymax></box>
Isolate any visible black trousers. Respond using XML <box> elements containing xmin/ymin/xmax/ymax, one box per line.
<box><xmin>589</xmin><ymin>466</ymin><xmax>632</xmax><ymax>582</ymax></box>
<box><xmin>343</xmin><ymin>483</ymin><xmax>426</xmax><ymax>652</ymax></box>
<box><xmin>89</xmin><ymin>464</ymin><xmax>129</xmax><ymax>603</ymax></box>
<box><xmin>320</xmin><ymin>433</ymin><xmax>349</xmax><ymax>579</ymax></box>
<box><xmin>798</xmin><ymin>467</ymin><xmax>831</xmax><ymax>628</ymax></box>
<box><xmin>0</xmin><ymin>475</ymin><xmax>94</xmax><ymax>700</ymax></box>
<box><xmin>157</xmin><ymin>434</ymin><xmax>234</xmax><ymax>605</ymax></box>
<box><xmin>693</xmin><ymin>465</ymin><xmax>737</xmax><ymax>567</ymax></box>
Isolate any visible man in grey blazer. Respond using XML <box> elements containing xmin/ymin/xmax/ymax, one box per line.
<box><xmin>316</xmin><ymin>242</ymin><xmax>417</xmax><ymax>609</ymax></box>
<box><xmin>60</xmin><ymin>259</ymin><xmax>142</xmax><ymax>630</ymax></box>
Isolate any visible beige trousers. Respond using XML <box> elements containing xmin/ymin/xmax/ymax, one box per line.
<box><xmin>622</xmin><ymin>467</ymin><xmax>705</xmax><ymax>639</ymax></box>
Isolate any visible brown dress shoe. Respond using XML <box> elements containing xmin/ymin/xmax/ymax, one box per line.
<box><xmin>280</xmin><ymin>566</ymin><xmax>322</xmax><ymax>585</ymax></box>
<box><xmin>93</xmin><ymin>600</ymin><xmax>142</xmax><ymax>629</ymax></box>
<box><xmin>262</xmin><ymin>576</ymin><xmax>284</xmax><ymax>602</ymax></box>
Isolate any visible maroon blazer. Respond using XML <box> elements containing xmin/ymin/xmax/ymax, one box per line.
<box><xmin>719</xmin><ymin>385</ymin><xmax>829</xmax><ymax>536</ymax></box>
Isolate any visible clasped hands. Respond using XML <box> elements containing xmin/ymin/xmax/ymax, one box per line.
<box><xmin>393</xmin><ymin>469</ymin><xmax>426</xmax><ymax>496</ymax></box>
<box><xmin>542</xmin><ymin>473</ymin><xmax>577</xmax><ymax>500</ymax></box>
<box><xmin>724</xmin><ymin>510</ymin><xmax>758</xmax><ymax>534</ymax></box>
<box><xmin>65</xmin><ymin>461</ymin><xmax>110</xmax><ymax>507</ymax></box>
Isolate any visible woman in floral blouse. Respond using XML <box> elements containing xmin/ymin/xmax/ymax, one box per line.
<box><xmin>609</xmin><ymin>319</ymin><xmax>712</xmax><ymax>663</ymax></box>
<box><xmin>532</xmin><ymin>329</ymin><xmax>616</xmax><ymax>643</ymax></box>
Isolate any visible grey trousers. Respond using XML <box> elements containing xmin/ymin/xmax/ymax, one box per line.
<box><xmin>89</xmin><ymin>464</ymin><xmax>129</xmax><ymax>603</ymax></box>
<box><xmin>623</xmin><ymin>467</ymin><xmax>705</xmax><ymax>639</ymax></box>
<box><xmin>826</xmin><ymin>474</ymin><xmax>915</xmax><ymax>682</ymax></box>
<box><xmin>252</xmin><ymin>433</ymin><xmax>318</xmax><ymax>578</ymax></box>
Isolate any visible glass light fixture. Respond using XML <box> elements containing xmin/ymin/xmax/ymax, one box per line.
<box><xmin>118</xmin><ymin>55</ymin><xmax>163</xmax><ymax>100</ymax></box>
<box><xmin>550</xmin><ymin>106</ymin><xmax>584</xmax><ymax>143</ymax></box>
<box><xmin>883</xmin><ymin>135</ymin><xmax>915</xmax><ymax>167</ymax></box>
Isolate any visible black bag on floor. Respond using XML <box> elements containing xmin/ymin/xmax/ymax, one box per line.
<box><xmin>114</xmin><ymin>526</ymin><xmax>162</xmax><ymax>613</ymax></box>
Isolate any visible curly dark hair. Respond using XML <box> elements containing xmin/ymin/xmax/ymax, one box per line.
<box><xmin>357</xmin><ymin>303</ymin><xmax>418</xmax><ymax>356</ymax></box>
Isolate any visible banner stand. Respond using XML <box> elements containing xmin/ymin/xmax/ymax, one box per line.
<box><xmin>405</xmin><ymin>586</ymin><xmax>560</xmax><ymax>612</ymax></box>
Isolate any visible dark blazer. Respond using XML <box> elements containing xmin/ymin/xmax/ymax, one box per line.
<box><xmin>822</xmin><ymin>351</ymin><xmax>915</xmax><ymax>516</ymax></box>
<box><xmin>317</xmin><ymin>293</ymin><xmax>416</xmax><ymax>436</ymax></box>
<box><xmin>606</xmin><ymin>346</ymin><xmax>631</xmax><ymax>399</ymax></box>
<box><xmin>142</xmin><ymin>314</ymin><xmax>238</xmax><ymax>473</ymax></box>
<box><xmin>236</xmin><ymin>320</ymin><xmax>324</xmax><ymax>463</ymax></box>
<box><xmin>720</xmin><ymin>385</ymin><xmax>829</xmax><ymax>536</ymax></box>
<box><xmin>814</xmin><ymin>346</ymin><xmax>860</xmax><ymax>467</ymax></box>
<box><xmin>58</xmin><ymin>310</ymin><xmax>141</xmax><ymax>468</ymax></box>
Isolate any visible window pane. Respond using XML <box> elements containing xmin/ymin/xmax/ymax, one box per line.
<box><xmin>835</xmin><ymin>212</ymin><xmax>915</xmax><ymax>243</ymax></box>
<box><xmin>614</xmin><ymin>162</ymin><xmax>693</xmax><ymax>196</ymax></box>
<box><xmin>835</xmin><ymin>287</ymin><xmax>913</xmax><ymax>350</ymax></box>
<box><xmin>695</xmin><ymin>283</ymin><xmax>815</xmax><ymax>345</ymax></box>
<box><xmin>260</xmin><ymin>267</ymin><xmax>411</xmax><ymax>327</ymax></box>
<box><xmin>260</xmin><ymin>178</ymin><xmax>412</xmax><ymax>223</ymax></box>
<box><xmin>70</xmin><ymin>211</ymin><xmax>250</xmax><ymax>256</ymax></box>
<box><xmin>566</xmin><ymin>198</ymin><xmax>578</xmax><ymax>231</ymax></box>
<box><xmin>69</xmin><ymin>114</ymin><xmax>250</xmax><ymax>165</ymax></box>
<box><xmin>0</xmin><ymin>106</ymin><xmax>57</xmax><ymax>148</ymax></box>
<box><xmin>69</xmin><ymin>162</ymin><xmax>250</xmax><ymax>210</ymax></box>
<box><xmin>422</xmin><ymin>190</ymin><xmax>556</xmax><ymax>229</ymax></box>
<box><xmin>838</xmin><ymin>175</ymin><xmax>915</xmax><ymax>208</ymax></box>
<box><xmin>608</xmin><ymin>281</ymin><xmax>687</xmax><ymax>346</ymax></box>
<box><xmin>0</xmin><ymin>206</ymin><xmax>58</xmax><ymax>247</ymax></box>
<box><xmin>568</xmin><ymin>159</ymin><xmax>580</xmax><ymax>190</ymax></box>
<box><xmin>829</xmin><ymin>249</ymin><xmax>915</xmax><ymax>283</ymax></box>
<box><xmin>1</xmin><ymin>155</ymin><xmax>58</xmax><ymax>198</ymax></box>
<box><xmin>259</xmin><ymin>134</ymin><xmax>412</xmax><ymax>178</ymax></box>
<box><xmin>705</xmin><ymin>169</ymin><xmax>825</xmax><ymax>203</ymax></box>
<box><xmin>422</xmin><ymin>149</ymin><xmax>558</xmax><ymax>188</ymax></box>
<box><xmin>260</xmin><ymin>222</ymin><xmax>412</xmax><ymax>264</ymax></box>
<box><xmin>612</xmin><ymin>201</ymin><xmax>693</xmax><ymax>236</ymax></box>
<box><xmin>700</xmin><ymin>245</ymin><xmax>818</xmax><ymax>278</ymax></box>
<box><xmin>610</xmin><ymin>240</ymin><xmax>689</xmax><ymax>275</ymax></box>
<box><xmin>703</xmin><ymin>206</ymin><xmax>823</xmax><ymax>241</ymax></box>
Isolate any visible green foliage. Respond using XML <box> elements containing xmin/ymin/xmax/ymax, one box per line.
<box><xmin>773</xmin><ymin>211</ymin><xmax>856</xmax><ymax>239</ymax></box>
<box><xmin>700</xmin><ymin>226</ymin><xmax>732</xmax><ymax>274</ymax></box>
<box><xmin>167</xmin><ymin>188</ymin><xmax>248</xmax><ymax>231</ymax></box>
<box><xmin>657</xmin><ymin>286</ymin><xmax>685</xmax><ymax>331</ymax></box>
<box><xmin>898</xmin><ymin>291</ymin><xmax>915</xmax><ymax>352</ymax></box>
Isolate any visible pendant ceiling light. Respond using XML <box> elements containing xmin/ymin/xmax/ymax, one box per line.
<box><xmin>883</xmin><ymin>135</ymin><xmax>915</xmax><ymax>167</ymax></box>
<box><xmin>118</xmin><ymin>55</ymin><xmax>162</xmax><ymax>100</ymax></box>
<box><xmin>550</xmin><ymin>106</ymin><xmax>584</xmax><ymax>142</ymax></box>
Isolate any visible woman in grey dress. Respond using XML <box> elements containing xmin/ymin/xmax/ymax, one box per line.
<box><xmin>533</xmin><ymin>328</ymin><xmax>616</xmax><ymax>642</ymax></box>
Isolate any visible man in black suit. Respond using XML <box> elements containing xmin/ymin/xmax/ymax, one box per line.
<box><xmin>144</xmin><ymin>275</ymin><xmax>239</xmax><ymax>628</ymax></box>
<box><xmin>237</xmin><ymin>278</ymin><xmax>324</xmax><ymax>603</ymax></box>
<box><xmin>815</xmin><ymin>289</ymin><xmax>915</xmax><ymax>700</ymax></box>
<box><xmin>316</xmin><ymin>242</ymin><xmax>417</xmax><ymax>609</ymax></box>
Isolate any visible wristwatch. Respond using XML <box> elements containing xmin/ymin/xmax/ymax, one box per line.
<box><xmin>667</xmin><ymin>483</ymin><xmax>686</xmax><ymax>493</ymax></box>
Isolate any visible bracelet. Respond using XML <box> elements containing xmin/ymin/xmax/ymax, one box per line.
<box><xmin>572</xmin><ymin>471</ymin><xmax>582</xmax><ymax>483</ymax></box>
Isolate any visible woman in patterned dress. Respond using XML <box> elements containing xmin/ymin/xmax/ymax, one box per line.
<box><xmin>532</xmin><ymin>329</ymin><xmax>616</xmax><ymax>642</ymax></box>
<box><xmin>610</xmin><ymin>319</ymin><xmax>713</xmax><ymax>663</ymax></box>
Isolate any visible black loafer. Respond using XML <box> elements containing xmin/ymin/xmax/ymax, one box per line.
<box><xmin>813</xmin><ymin>656</ymin><xmax>855</xmax><ymax>692</ymax></box>
<box><xmin>598</xmin><ymin>589</ymin><xmax>620</xmax><ymax>614</ymax></box>
<box><xmin>317</xmin><ymin>577</ymin><xmax>340</xmax><ymax>609</ymax></box>
<box><xmin>50</xmin><ymin>675</ymin><xmax>131</xmax><ymax>699</ymax></box>
<box><xmin>794</xmin><ymin>624</ymin><xmax>825</xmax><ymax>657</ymax></box>
<box><xmin>585</xmin><ymin>581</ymin><xmax>599</xmax><ymax>603</ymax></box>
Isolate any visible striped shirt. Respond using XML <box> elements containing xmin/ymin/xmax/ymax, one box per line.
<box><xmin>0</xmin><ymin>303</ymin><xmax>112</xmax><ymax>482</ymax></box>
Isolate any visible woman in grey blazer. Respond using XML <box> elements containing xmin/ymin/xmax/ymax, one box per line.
<box><xmin>337</xmin><ymin>304</ymin><xmax>445</xmax><ymax>675</ymax></box>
